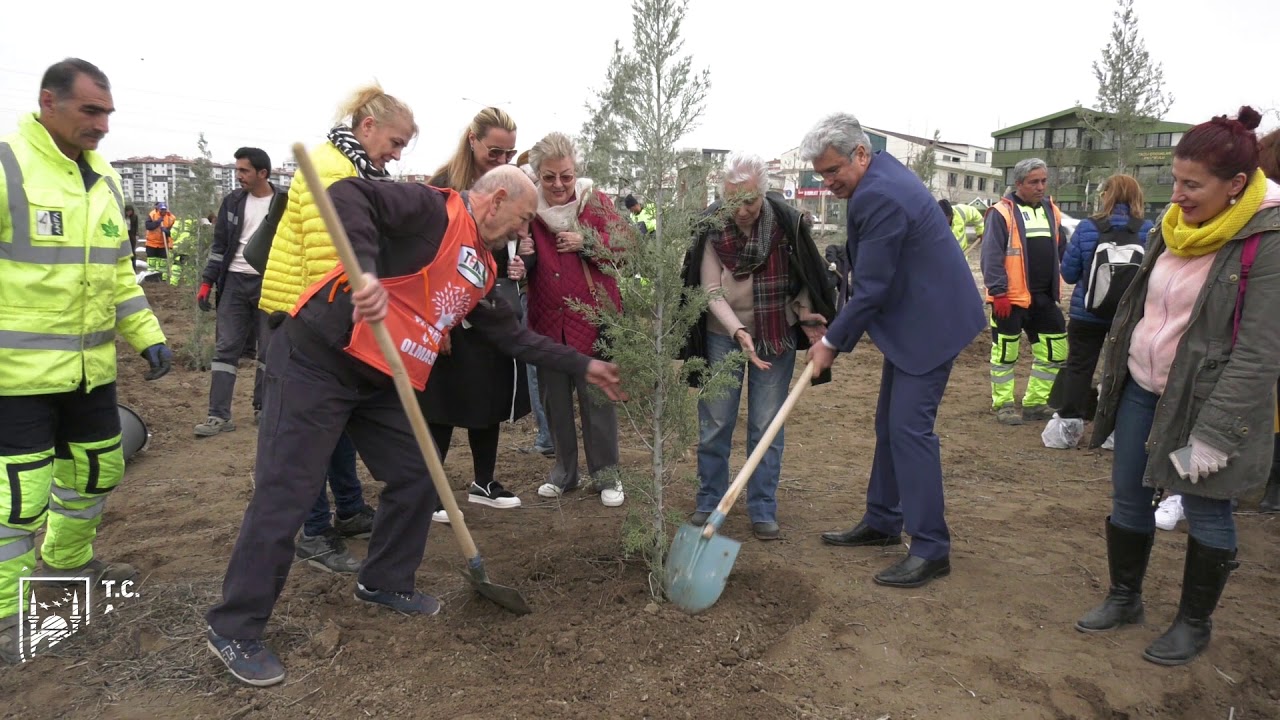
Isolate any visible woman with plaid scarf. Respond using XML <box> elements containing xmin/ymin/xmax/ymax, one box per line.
<box><xmin>684</xmin><ymin>153</ymin><xmax>835</xmax><ymax>541</ymax></box>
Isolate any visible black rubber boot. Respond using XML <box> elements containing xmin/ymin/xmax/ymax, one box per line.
<box><xmin>1142</xmin><ymin>536</ymin><xmax>1238</xmax><ymax>666</ymax></box>
<box><xmin>1076</xmin><ymin>518</ymin><xmax>1154</xmax><ymax>633</ymax></box>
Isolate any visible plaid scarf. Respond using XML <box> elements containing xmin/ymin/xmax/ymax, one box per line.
<box><xmin>711</xmin><ymin>200</ymin><xmax>792</xmax><ymax>355</ymax></box>
<box><xmin>327</xmin><ymin>125</ymin><xmax>390</xmax><ymax>179</ymax></box>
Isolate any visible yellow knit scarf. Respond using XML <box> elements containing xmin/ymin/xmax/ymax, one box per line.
<box><xmin>1162</xmin><ymin>169</ymin><xmax>1267</xmax><ymax>257</ymax></box>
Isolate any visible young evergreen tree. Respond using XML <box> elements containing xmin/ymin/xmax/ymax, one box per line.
<box><xmin>575</xmin><ymin>0</ymin><xmax>743</xmax><ymax>592</ymax></box>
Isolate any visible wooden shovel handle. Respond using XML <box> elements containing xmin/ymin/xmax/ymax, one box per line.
<box><xmin>702</xmin><ymin>361</ymin><xmax>815</xmax><ymax>539</ymax></box>
<box><xmin>290</xmin><ymin>143</ymin><xmax>481</xmax><ymax>561</ymax></box>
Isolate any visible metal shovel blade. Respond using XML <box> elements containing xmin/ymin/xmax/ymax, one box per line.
<box><xmin>461</xmin><ymin>557</ymin><xmax>532</xmax><ymax>615</ymax></box>
<box><xmin>665</xmin><ymin>521</ymin><xmax>742</xmax><ymax>614</ymax></box>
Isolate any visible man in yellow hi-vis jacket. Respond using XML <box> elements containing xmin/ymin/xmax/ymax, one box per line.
<box><xmin>0</xmin><ymin>58</ymin><xmax>172</xmax><ymax>664</ymax></box>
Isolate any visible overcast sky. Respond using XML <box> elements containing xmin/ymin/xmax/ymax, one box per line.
<box><xmin>2</xmin><ymin>0</ymin><xmax>1276</xmax><ymax>174</ymax></box>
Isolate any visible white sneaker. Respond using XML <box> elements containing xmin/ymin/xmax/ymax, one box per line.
<box><xmin>431</xmin><ymin>509</ymin><xmax>452</xmax><ymax>524</ymax></box>
<box><xmin>1101</xmin><ymin>432</ymin><xmax>1116</xmax><ymax>451</ymax></box>
<box><xmin>537</xmin><ymin>483</ymin><xmax>565</xmax><ymax>499</ymax></box>
<box><xmin>600</xmin><ymin>481</ymin><xmax>625</xmax><ymax>508</ymax></box>
<box><xmin>1155</xmin><ymin>494</ymin><xmax>1184</xmax><ymax>531</ymax></box>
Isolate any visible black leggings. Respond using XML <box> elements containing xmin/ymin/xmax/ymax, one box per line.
<box><xmin>428</xmin><ymin>423</ymin><xmax>500</xmax><ymax>487</ymax></box>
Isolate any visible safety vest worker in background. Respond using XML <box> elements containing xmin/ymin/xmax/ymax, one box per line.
<box><xmin>979</xmin><ymin>157</ymin><xmax>1069</xmax><ymax>427</ymax></box>
<box><xmin>0</xmin><ymin>59</ymin><xmax>173</xmax><ymax>665</ymax></box>
<box><xmin>939</xmin><ymin>199</ymin><xmax>985</xmax><ymax>253</ymax></box>
<box><xmin>169</xmin><ymin>217</ymin><xmax>193</xmax><ymax>286</ymax></box>
<box><xmin>145</xmin><ymin>200</ymin><xmax>175</xmax><ymax>274</ymax></box>
<box><xmin>624</xmin><ymin>193</ymin><xmax>656</xmax><ymax>234</ymax></box>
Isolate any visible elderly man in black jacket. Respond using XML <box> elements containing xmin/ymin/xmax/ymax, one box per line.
<box><xmin>204</xmin><ymin>166</ymin><xmax>624</xmax><ymax>688</ymax></box>
<box><xmin>681</xmin><ymin>153</ymin><xmax>836</xmax><ymax>540</ymax></box>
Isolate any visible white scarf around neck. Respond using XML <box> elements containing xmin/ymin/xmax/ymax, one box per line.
<box><xmin>537</xmin><ymin>178</ymin><xmax>595</xmax><ymax>233</ymax></box>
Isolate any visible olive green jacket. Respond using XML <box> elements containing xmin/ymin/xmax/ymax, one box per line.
<box><xmin>1091</xmin><ymin>203</ymin><xmax>1280</xmax><ymax>499</ymax></box>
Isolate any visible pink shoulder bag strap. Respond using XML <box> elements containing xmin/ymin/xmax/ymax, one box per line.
<box><xmin>1231</xmin><ymin>234</ymin><xmax>1261</xmax><ymax>347</ymax></box>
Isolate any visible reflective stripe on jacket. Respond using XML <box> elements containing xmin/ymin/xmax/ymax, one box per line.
<box><xmin>0</xmin><ymin>113</ymin><xmax>166</xmax><ymax>395</ymax></box>
<box><xmin>982</xmin><ymin>195</ymin><xmax>1063</xmax><ymax>307</ymax></box>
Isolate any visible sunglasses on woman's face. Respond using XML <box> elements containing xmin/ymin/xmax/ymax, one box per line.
<box><xmin>476</xmin><ymin>138</ymin><xmax>517</xmax><ymax>162</ymax></box>
<box><xmin>540</xmin><ymin>173</ymin><xmax>575</xmax><ymax>186</ymax></box>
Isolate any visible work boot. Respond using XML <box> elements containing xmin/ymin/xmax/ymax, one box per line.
<box><xmin>996</xmin><ymin>406</ymin><xmax>1024</xmax><ymax>426</ymax></box>
<box><xmin>1142</xmin><ymin>536</ymin><xmax>1238</xmax><ymax>666</ymax></box>
<box><xmin>1022</xmin><ymin>404</ymin><xmax>1054</xmax><ymax>422</ymax></box>
<box><xmin>37</xmin><ymin>556</ymin><xmax>138</xmax><ymax>586</ymax></box>
<box><xmin>295</xmin><ymin>531</ymin><xmax>361</xmax><ymax>574</ymax></box>
<box><xmin>194</xmin><ymin>416</ymin><xmax>236</xmax><ymax>437</ymax></box>
<box><xmin>0</xmin><ymin>614</ymin><xmax>19</xmax><ymax>665</ymax></box>
<box><xmin>1076</xmin><ymin>518</ymin><xmax>1154</xmax><ymax>633</ymax></box>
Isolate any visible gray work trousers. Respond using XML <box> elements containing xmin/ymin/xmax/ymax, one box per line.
<box><xmin>539</xmin><ymin>367</ymin><xmax>619</xmax><ymax>490</ymax></box>
<box><xmin>208</xmin><ymin>271</ymin><xmax>268</xmax><ymax>420</ymax></box>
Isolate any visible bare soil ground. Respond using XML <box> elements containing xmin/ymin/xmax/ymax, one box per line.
<box><xmin>3</xmin><ymin>281</ymin><xmax>1277</xmax><ymax>720</ymax></box>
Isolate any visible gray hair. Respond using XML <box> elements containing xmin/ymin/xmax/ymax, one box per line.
<box><xmin>1012</xmin><ymin>157</ymin><xmax>1048</xmax><ymax>185</ymax></box>
<box><xmin>800</xmin><ymin>112</ymin><xmax>873</xmax><ymax>161</ymax></box>
<box><xmin>721</xmin><ymin>152</ymin><xmax>769</xmax><ymax>193</ymax></box>
<box><xmin>472</xmin><ymin>164</ymin><xmax>535</xmax><ymax>200</ymax></box>
<box><xmin>527</xmin><ymin>132</ymin><xmax>582</xmax><ymax>173</ymax></box>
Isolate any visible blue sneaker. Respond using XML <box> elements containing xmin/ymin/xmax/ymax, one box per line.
<box><xmin>354</xmin><ymin>584</ymin><xmax>441</xmax><ymax>616</ymax></box>
<box><xmin>206</xmin><ymin>627</ymin><xmax>286</xmax><ymax>687</ymax></box>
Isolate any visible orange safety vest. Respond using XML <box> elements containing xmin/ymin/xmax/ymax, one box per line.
<box><xmin>146</xmin><ymin>210</ymin><xmax>174</xmax><ymax>249</ymax></box>
<box><xmin>290</xmin><ymin>188</ymin><xmax>496</xmax><ymax>391</ymax></box>
<box><xmin>985</xmin><ymin>197</ymin><xmax>1062</xmax><ymax>308</ymax></box>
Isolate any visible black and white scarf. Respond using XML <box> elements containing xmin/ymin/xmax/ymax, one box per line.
<box><xmin>327</xmin><ymin>125</ymin><xmax>390</xmax><ymax>179</ymax></box>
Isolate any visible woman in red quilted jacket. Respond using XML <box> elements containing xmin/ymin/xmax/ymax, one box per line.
<box><xmin>525</xmin><ymin>132</ymin><xmax>627</xmax><ymax>507</ymax></box>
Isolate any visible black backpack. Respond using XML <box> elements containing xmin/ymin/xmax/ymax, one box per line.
<box><xmin>1084</xmin><ymin>216</ymin><xmax>1145</xmax><ymax>319</ymax></box>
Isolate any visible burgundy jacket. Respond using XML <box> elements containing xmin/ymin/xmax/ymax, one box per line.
<box><xmin>527</xmin><ymin>190</ymin><xmax>624</xmax><ymax>356</ymax></box>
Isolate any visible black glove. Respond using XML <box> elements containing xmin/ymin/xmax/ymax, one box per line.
<box><xmin>142</xmin><ymin>343</ymin><xmax>173</xmax><ymax>381</ymax></box>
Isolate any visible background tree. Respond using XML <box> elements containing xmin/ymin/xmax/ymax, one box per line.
<box><xmin>168</xmin><ymin>133</ymin><xmax>220</xmax><ymax>370</ymax></box>
<box><xmin>1082</xmin><ymin>0</ymin><xmax>1173</xmax><ymax>173</ymax></box>
<box><xmin>574</xmin><ymin>0</ymin><xmax>741</xmax><ymax>594</ymax></box>
<box><xmin>579</xmin><ymin>41</ymin><xmax>639</xmax><ymax>202</ymax></box>
<box><xmin>909</xmin><ymin>130</ymin><xmax>939</xmax><ymax>193</ymax></box>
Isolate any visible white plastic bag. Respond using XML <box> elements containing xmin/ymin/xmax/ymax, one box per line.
<box><xmin>1101</xmin><ymin>432</ymin><xmax>1115</xmax><ymax>451</ymax></box>
<box><xmin>1041</xmin><ymin>413</ymin><xmax>1085</xmax><ymax>449</ymax></box>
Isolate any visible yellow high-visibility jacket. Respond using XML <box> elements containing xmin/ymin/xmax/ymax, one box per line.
<box><xmin>0</xmin><ymin>113</ymin><xmax>166</xmax><ymax>395</ymax></box>
<box><xmin>258</xmin><ymin>141</ymin><xmax>356</xmax><ymax>312</ymax></box>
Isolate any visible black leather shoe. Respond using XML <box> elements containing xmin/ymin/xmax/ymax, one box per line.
<box><xmin>689</xmin><ymin>511</ymin><xmax>710</xmax><ymax>526</ymax></box>
<box><xmin>873</xmin><ymin>555</ymin><xmax>950</xmax><ymax>588</ymax></box>
<box><xmin>821</xmin><ymin>522</ymin><xmax>901</xmax><ymax>547</ymax></box>
<box><xmin>753</xmin><ymin>522</ymin><xmax>780</xmax><ymax>541</ymax></box>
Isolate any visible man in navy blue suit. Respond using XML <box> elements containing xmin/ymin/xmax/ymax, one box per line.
<box><xmin>801</xmin><ymin>112</ymin><xmax>986</xmax><ymax>588</ymax></box>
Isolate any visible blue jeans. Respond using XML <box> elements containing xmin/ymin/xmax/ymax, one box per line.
<box><xmin>522</xmin><ymin>292</ymin><xmax>551</xmax><ymax>449</ymax></box>
<box><xmin>304</xmin><ymin>432</ymin><xmax>367</xmax><ymax>536</ymax></box>
<box><xmin>695</xmin><ymin>332</ymin><xmax>796</xmax><ymax>523</ymax></box>
<box><xmin>1110</xmin><ymin>381</ymin><xmax>1236</xmax><ymax>549</ymax></box>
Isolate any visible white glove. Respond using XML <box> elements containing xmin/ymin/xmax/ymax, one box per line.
<box><xmin>1188</xmin><ymin>436</ymin><xmax>1229</xmax><ymax>483</ymax></box>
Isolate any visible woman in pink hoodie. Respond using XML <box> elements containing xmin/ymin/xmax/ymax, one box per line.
<box><xmin>1076</xmin><ymin>107</ymin><xmax>1280</xmax><ymax>666</ymax></box>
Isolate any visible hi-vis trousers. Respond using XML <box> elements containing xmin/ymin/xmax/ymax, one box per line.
<box><xmin>990</xmin><ymin>292</ymin><xmax>1067</xmax><ymax>410</ymax></box>
<box><xmin>0</xmin><ymin>383</ymin><xmax>124</xmax><ymax>619</ymax></box>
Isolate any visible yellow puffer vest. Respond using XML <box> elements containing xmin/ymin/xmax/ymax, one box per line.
<box><xmin>0</xmin><ymin>114</ymin><xmax>166</xmax><ymax>395</ymax></box>
<box><xmin>258</xmin><ymin>142</ymin><xmax>356</xmax><ymax>312</ymax></box>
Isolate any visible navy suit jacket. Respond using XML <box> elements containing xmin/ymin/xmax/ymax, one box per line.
<box><xmin>824</xmin><ymin>152</ymin><xmax>986</xmax><ymax>376</ymax></box>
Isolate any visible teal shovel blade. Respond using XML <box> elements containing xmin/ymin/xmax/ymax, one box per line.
<box><xmin>666</xmin><ymin>519</ymin><xmax>741</xmax><ymax>614</ymax></box>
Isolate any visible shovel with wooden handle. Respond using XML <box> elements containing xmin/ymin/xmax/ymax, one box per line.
<box><xmin>666</xmin><ymin>361</ymin><xmax>816</xmax><ymax>614</ymax></box>
<box><xmin>291</xmin><ymin>143</ymin><xmax>531</xmax><ymax>615</ymax></box>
